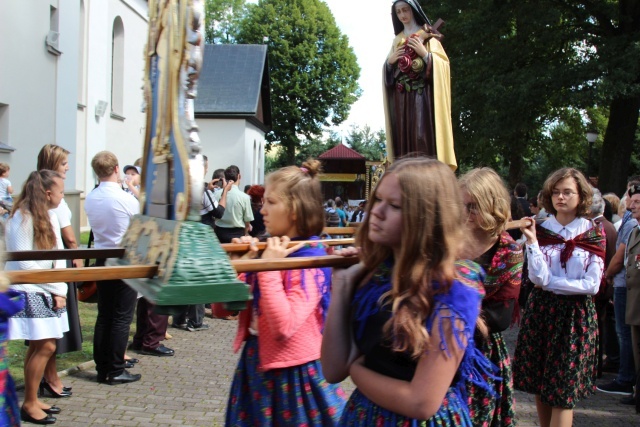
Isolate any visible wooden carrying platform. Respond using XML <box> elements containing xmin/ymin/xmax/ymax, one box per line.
<box><xmin>3</xmin><ymin>218</ymin><xmax>532</xmax><ymax>305</ymax></box>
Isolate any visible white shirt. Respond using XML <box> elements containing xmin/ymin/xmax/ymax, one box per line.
<box><xmin>526</xmin><ymin>216</ymin><xmax>604</xmax><ymax>296</ymax></box>
<box><xmin>201</xmin><ymin>189</ymin><xmax>219</xmax><ymax>215</ymax></box>
<box><xmin>50</xmin><ymin>198</ymin><xmax>72</xmax><ymax>230</ymax></box>
<box><xmin>5</xmin><ymin>209</ymin><xmax>67</xmax><ymax>296</ymax></box>
<box><xmin>85</xmin><ymin>181</ymin><xmax>140</xmax><ymax>248</ymax></box>
<box><xmin>0</xmin><ymin>177</ymin><xmax>11</xmax><ymax>199</ymax></box>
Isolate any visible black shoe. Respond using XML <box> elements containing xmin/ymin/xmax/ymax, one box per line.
<box><xmin>38</xmin><ymin>380</ymin><xmax>72</xmax><ymax>398</ymax></box>
<box><xmin>20</xmin><ymin>407</ymin><xmax>56</xmax><ymax>425</ymax></box>
<box><xmin>186</xmin><ymin>323</ymin><xmax>210</xmax><ymax>332</ymax></box>
<box><xmin>597</xmin><ymin>380</ymin><xmax>634</xmax><ymax>395</ymax></box>
<box><xmin>106</xmin><ymin>370</ymin><xmax>141</xmax><ymax>385</ymax></box>
<box><xmin>43</xmin><ymin>406</ymin><xmax>61</xmax><ymax>415</ymax></box>
<box><xmin>141</xmin><ymin>344</ymin><xmax>174</xmax><ymax>357</ymax></box>
<box><xmin>62</xmin><ymin>386</ymin><xmax>72</xmax><ymax>392</ymax></box>
<box><xmin>126</xmin><ymin>358</ymin><xmax>140</xmax><ymax>364</ymax></box>
<box><xmin>124</xmin><ymin>361</ymin><xmax>135</xmax><ymax>369</ymax></box>
<box><xmin>96</xmin><ymin>373</ymin><xmax>107</xmax><ymax>383</ymax></box>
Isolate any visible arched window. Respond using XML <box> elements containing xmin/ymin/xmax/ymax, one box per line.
<box><xmin>111</xmin><ymin>17</ymin><xmax>124</xmax><ymax>115</ymax></box>
<box><xmin>77</xmin><ymin>0</ymin><xmax>86</xmax><ymax>103</ymax></box>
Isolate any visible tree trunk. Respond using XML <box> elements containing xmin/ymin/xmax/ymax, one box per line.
<box><xmin>597</xmin><ymin>95</ymin><xmax>640</xmax><ymax>195</ymax></box>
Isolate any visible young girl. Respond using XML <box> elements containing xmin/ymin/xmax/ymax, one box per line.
<box><xmin>0</xmin><ymin>162</ymin><xmax>13</xmax><ymax>218</ymax></box>
<box><xmin>322</xmin><ymin>157</ymin><xmax>496</xmax><ymax>426</ymax></box>
<box><xmin>513</xmin><ymin>168</ymin><xmax>605</xmax><ymax>427</ymax></box>
<box><xmin>225</xmin><ymin>159</ymin><xmax>346</xmax><ymax>426</ymax></box>
<box><xmin>459</xmin><ymin>168</ymin><xmax>523</xmax><ymax>427</ymax></box>
<box><xmin>5</xmin><ymin>170</ymin><xmax>69</xmax><ymax>425</ymax></box>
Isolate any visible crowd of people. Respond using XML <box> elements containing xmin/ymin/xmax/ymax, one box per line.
<box><xmin>1</xmin><ymin>145</ymin><xmax>639</xmax><ymax>427</ymax></box>
<box><xmin>0</xmin><ymin>2</ymin><xmax>638</xmax><ymax>426</ymax></box>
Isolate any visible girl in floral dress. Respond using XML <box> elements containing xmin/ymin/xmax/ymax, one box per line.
<box><xmin>513</xmin><ymin>168</ymin><xmax>605</xmax><ymax>427</ymax></box>
<box><xmin>225</xmin><ymin>159</ymin><xmax>346</xmax><ymax>426</ymax></box>
<box><xmin>322</xmin><ymin>158</ymin><xmax>497</xmax><ymax>426</ymax></box>
<box><xmin>459</xmin><ymin>168</ymin><xmax>523</xmax><ymax>426</ymax></box>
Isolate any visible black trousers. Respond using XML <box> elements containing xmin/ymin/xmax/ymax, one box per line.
<box><xmin>132</xmin><ymin>298</ymin><xmax>169</xmax><ymax>351</ymax></box>
<box><xmin>93</xmin><ymin>265</ymin><xmax>137</xmax><ymax>377</ymax></box>
<box><xmin>173</xmin><ymin>304</ymin><xmax>205</xmax><ymax>328</ymax></box>
<box><xmin>214</xmin><ymin>226</ymin><xmax>245</xmax><ymax>244</ymax></box>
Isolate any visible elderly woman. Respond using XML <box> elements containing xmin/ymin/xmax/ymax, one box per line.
<box><xmin>383</xmin><ymin>0</ymin><xmax>455</xmax><ymax>168</ymax></box>
<box><xmin>6</xmin><ymin>170</ymin><xmax>69</xmax><ymax>424</ymax></box>
<box><xmin>459</xmin><ymin>168</ymin><xmax>523</xmax><ymax>427</ymax></box>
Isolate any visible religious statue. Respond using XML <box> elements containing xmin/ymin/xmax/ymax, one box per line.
<box><xmin>383</xmin><ymin>0</ymin><xmax>456</xmax><ymax>169</ymax></box>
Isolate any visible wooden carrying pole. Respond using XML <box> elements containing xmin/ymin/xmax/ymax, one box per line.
<box><xmin>4</xmin><ymin>256</ymin><xmax>360</xmax><ymax>285</ymax></box>
<box><xmin>3</xmin><ymin>218</ymin><xmax>534</xmax><ymax>284</ymax></box>
<box><xmin>4</xmin><ymin>238</ymin><xmax>356</xmax><ymax>262</ymax></box>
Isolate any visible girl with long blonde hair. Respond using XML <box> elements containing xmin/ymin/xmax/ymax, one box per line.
<box><xmin>459</xmin><ymin>168</ymin><xmax>523</xmax><ymax>426</ymax></box>
<box><xmin>322</xmin><ymin>158</ymin><xmax>496</xmax><ymax>426</ymax></box>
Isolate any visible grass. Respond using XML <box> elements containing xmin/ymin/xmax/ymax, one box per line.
<box><xmin>7</xmin><ymin>301</ymin><xmax>137</xmax><ymax>386</ymax></box>
<box><xmin>80</xmin><ymin>230</ymin><xmax>90</xmax><ymax>247</ymax></box>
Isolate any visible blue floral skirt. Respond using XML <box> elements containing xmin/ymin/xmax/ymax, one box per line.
<box><xmin>339</xmin><ymin>388</ymin><xmax>471</xmax><ymax>427</ymax></box>
<box><xmin>225</xmin><ymin>336</ymin><xmax>346</xmax><ymax>426</ymax></box>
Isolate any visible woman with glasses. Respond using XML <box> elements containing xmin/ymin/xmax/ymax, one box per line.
<box><xmin>513</xmin><ymin>168</ymin><xmax>605</xmax><ymax>427</ymax></box>
<box><xmin>459</xmin><ymin>168</ymin><xmax>523</xmax><ymax>427</ymax></box>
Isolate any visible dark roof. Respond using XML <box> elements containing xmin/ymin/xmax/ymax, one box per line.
<box><xmin>195</xmin><ymin>44</ymin><xmax>271</xmax><ymax>131</ymax></box>
<box><xmin>319</xmin><ymin>144</ymin><xmax>366</xmax><ymax>160</ymax></box>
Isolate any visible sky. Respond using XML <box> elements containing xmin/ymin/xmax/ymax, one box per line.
<box><xmin>246</xmin><ymin>0</ymin><xmax>393</xmax><ymax>137</ymax></box>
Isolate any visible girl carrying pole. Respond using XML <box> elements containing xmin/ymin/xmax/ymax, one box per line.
<box><xmin>225</xmin><ymin>159</ymin><xmax>346</xmax><ymax>426</ymax></box>
<box><xmin>322</xmin><ymin>157</ymin><xmax>497</xmax><ymax>426</ymax></box>
<box><xmin>513</xmin><ymin>168</ymin><xmax>605</xmax><ymax>427</ymax></box>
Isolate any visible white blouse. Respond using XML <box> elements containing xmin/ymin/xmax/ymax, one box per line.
<box><xmin>526</xmin><ymin>216</ymin><xmax>604</xmax><ymax>296</ymax></box>
<box><xmin>50</xmin><ymin>198</ymin><xmax>72</xmax><ymax>229</ymax></box>
<box><xmin>5</xmin><ymin>209</ymin><xmax>67</xmax><ymax>296</ymax></box>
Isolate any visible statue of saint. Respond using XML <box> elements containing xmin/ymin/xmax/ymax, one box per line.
<box><xmin>383</xmin><ymin>0</ymin><xmax>456</xmax><ymax>169</ymax></box>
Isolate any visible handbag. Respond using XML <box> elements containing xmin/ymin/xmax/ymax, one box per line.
<box><xmin>77</xmin><ymin>229</ymin><xmax>98</xmax><ymax>303</ymax></box>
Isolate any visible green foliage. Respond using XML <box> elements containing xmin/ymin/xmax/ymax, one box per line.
<box><xmin>236</xmin><ymin>0</ymin><xmax>361</xmax><ymax>165</ymax></box>
<box><xmin>424</xmin><ymin>0</ymin><xmax>639</xmax><ymax>190</ymax></box>
<box><xmin>344</xmin><ymin>125</ymin><xmax>387</xmax><ymax>162</ymax></box>
<box><xmin>204</xmin><ymin>0</ymin><xmax>247</xmax><ymax>44</ymax></box>
<box><xmin>265</xmin><ymin>132</ymin><xmax>340</xmax><ymax>173</ymax></box>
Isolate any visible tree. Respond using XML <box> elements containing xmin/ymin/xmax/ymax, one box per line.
<box><xmin>204</xmin><ymin>0</ymin><xmax>246</xmax><ymax>44</ymax></box>
<box><xmin>264</xmin><ymin>132</ymin><xmax>341</xmax><ymax>173</ymax></box>
<box><xmin>344</xmin><ymin>125</ymin><xmax>387</xmax><ymax>162</ymax></box>
<box><xmin>236</xmin><ymin>0</ymin><xmax>361</xmax><ymax>165</ymax></box>
<box><xmin>425</xmin><ymin>1</ymin><xmax>639</xmax><ymax>192</ymax></box>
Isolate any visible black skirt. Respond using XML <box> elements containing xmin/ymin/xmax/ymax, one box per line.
<box><xmin>55</xmin><ymin>261</ymin><xmax>83</xmax><ymax>353</ymax></box>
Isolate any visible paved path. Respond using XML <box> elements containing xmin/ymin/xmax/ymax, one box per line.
<box><xmin>22</xmin><ymin>319</ymin><xmax>638</xmax><ymax>426</ymax></box>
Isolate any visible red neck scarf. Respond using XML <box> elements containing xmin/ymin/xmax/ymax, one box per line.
<box><xmin>536</xmin><ymin>222</ymin><xmax>606</xmax><ymax>269</ymax></box>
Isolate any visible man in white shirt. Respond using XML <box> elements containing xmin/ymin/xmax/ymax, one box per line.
<box><xmin>85</xmin><ymin>151</ymin><xmax>141</xmax><ymax>385</ymax></box>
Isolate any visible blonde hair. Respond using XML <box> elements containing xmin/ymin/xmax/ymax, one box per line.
<box><xmin>91</xmin><ymin>151</ymin><xmax>119</xmax><ymax>179</ymax></box>
<box><xmin>603</xmin><ymin>193</ymin><xmax>620</xmax><ymax>216</ymax></box>
<box><xmin>540</xmin><ymin>168</ymin><xmax>592</xmax><ymax>217</ymax></box>
<box><xmin>37</xmin><ymin>144</ymin><xmax>70</xmax><ymax>172</ymax></box>
<box><xmin>0</xmin><ymin>163</ymin><xmax>9</xmax><ymax>176</ymax></box>
<box><xmin>459</xmin><ymin>168</ymin><xmax>511</xmax><ymax>237</ymax></box>
<box><xmin>264</xmin><ymin>159</ymin><xmax>324</xmax><ymax>238</ymax></box>
<box><xmin>12</xmin><ymin>170</ymin><xmax>62</xmax><ymax>250</ymax></box>
<box><xmin>358</xmin><ymin>157</ymin><xmax>464</xmax><ymax>358</ymax></box>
